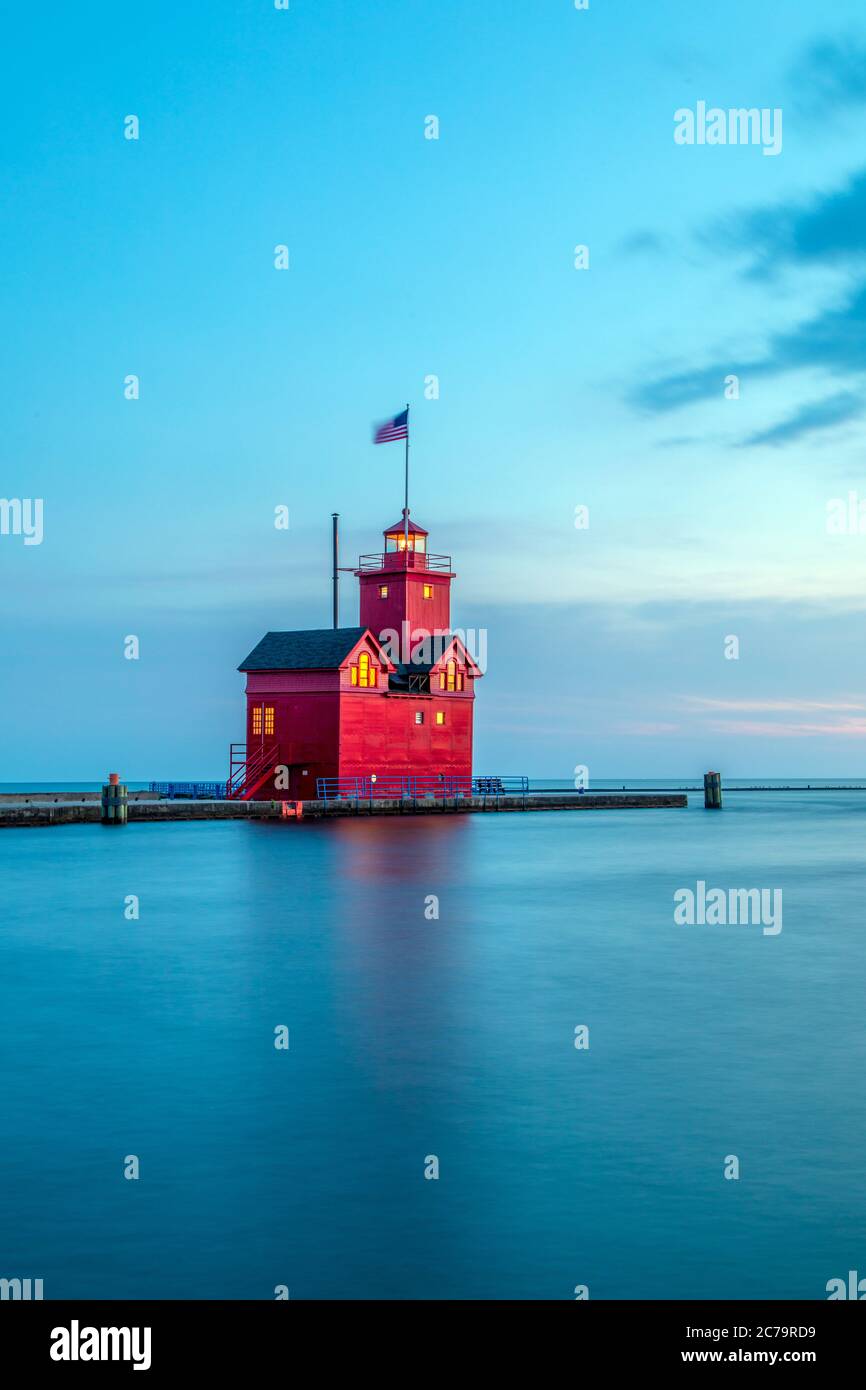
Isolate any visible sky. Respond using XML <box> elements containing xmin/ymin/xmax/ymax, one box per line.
<box><xmin>3</xmin><ymin>0</ymin><xmax>866</xmax><ymax>780</ymax></box>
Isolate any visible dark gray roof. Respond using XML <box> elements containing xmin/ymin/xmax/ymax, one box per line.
<box><xmin>394</xmin><ymin>661</ymin><xmax>435</xmax><ymax>677</ymax></box>
<box><xmin>392</xmin><ymin>635</ymin><xmax>454</xmax><ymax>676</ymax></box>
<box><xmin>238</xmin><ymin>627</ymin><xmax>367</xmax><ymax>672</ymax></box>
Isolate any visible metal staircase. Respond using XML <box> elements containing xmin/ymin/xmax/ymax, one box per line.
<box><xmin>226</xmin><ymin>742</ymin><xmax>279</xmax><ymax>800</ymax></box>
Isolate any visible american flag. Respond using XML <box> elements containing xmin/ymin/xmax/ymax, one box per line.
<box><xmin>372</xmin><ymin>408</ymin><xmax>408</xmax><ymax>444</ymax></box>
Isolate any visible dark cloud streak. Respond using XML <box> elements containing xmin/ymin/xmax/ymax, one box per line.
<box><xmin>742</xmin><ymin>390</ymin><xmax>865</xmax><ymax>447</ymax></box>
<box><xmin>631</xmin><ymin>105</ymin><xmax>866</xmax><ymax>436</ymax></box>
<box><xmin>790</xmin><ymin>36</ymin><xmax>866</xmax><ymax>114</ymax></box>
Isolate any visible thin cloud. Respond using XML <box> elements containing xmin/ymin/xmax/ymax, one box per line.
<box><xmin>706</xmin><ymin>717</ymin><xmax>866</xmax><ymax>738</ymax></box>
<box><xmin>742</xmin><ymin>390</ymin><xmax>865</xmax><ymax>446</ymax></box>
<box><xmin>630</xmin><ymin>88</ymin><xmax>866</xmax><ymax>435</ymax></box>
<box><xmin>680</xmin><ymin>697</ymin><xmax>866</xmax><ymax>713</ymax></box>
<box><xmin>633</xmin><ymin>277</ymin><xmax>866</xmax><ymax>414</ymax></box>
<box><xmin>618</xmin><ymin>230</ymin><xmax>665</xmax><ymax>256</ymax></box>
<box><xmin>789</xmin><ymin>37</ymin><xmax>866</xmax><ymax>115</ymax></box>
<box><xmin>736</xmin><ymin>168</ymin><xmax>866</xmax><ymax>280</ymax></box>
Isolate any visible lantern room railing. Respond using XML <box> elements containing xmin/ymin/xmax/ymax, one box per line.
<box><xmin>356</xmin><ymin>551</ymin><xmax>452</xmax><ymax>572</ymax></box>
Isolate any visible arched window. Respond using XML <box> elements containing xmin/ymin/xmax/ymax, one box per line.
<box><xmin>353</xmin><ymin>652</ymin><xmax>377</xmax><ymax>688</ymax></box>
<box><xmin>438</xmin><ymin>659</ymin><xmax>465</xmax><ymax>692</ymax></box>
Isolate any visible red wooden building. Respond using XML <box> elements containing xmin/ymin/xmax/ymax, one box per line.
<box><xmin>229</xmin><ymin>512</ymin><xmax>483</xmax><ymax>800</ymax></box>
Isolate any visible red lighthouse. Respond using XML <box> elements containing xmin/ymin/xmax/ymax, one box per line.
<box><xmin>229</xmin><ymin>511</ymin><xmax>483</xmax><ymax>801</ymax></box>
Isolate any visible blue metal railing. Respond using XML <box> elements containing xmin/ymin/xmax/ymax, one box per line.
<box><xmin>316</xmin><ymin>775</ymin><xmax>528</xmax><ymax>803</ymax></box>
<box><xmin>150</xmin><ymin>782</ymin><xmax>228</xmax><ymax>800</ymax></box>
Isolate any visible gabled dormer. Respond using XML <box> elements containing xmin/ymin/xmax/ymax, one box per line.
<box><xmin>429</xmin><ymin>636</ymin><xmax>482</xmax><ymax>694</ymax></box>
<box><xmin>339</xmin><ymin>630</ymin><xmax>396</xmax><ymax>690</ymax></box>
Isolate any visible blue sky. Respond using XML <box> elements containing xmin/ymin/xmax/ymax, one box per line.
<box><xmin>4</xmin><ymin>0</ymin><xmax>866</xmax><ymax>779</ymax></box>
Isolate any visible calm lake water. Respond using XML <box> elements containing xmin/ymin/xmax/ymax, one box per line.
<box><xmin>1</xmin><ymin>791</ymin><xmax>864</xmax><ymax>1299</ymax></box>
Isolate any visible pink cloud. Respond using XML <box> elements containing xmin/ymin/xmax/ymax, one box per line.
<box><xmin>706</xmin><ymin>717</ymin><xmax>866</xmax><ymax>738</ymax></box>
<box><xmin>680</xmin><ymin>696</ymin><xmax>866</xmax><ymax>713</ymax></box>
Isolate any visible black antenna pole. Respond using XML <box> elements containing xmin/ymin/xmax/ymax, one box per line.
<box><xmin>331</xmin><ymin>512</ymin><xmax>339</xmax><ymax>629</ymax></box>
<box><xmin>403</xmin><ymin>402</ymin><xmax>410</xmax><ymax>548</ymax></box>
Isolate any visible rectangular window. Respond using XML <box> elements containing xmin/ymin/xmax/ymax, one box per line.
<box><xmin>435</xmin><ymin>711</ymin><xmax>445</xmax><ymax>726</ymax></box>
<box><xmin>438</xmin><ymin>672</ymin><xmax>445</xmax><ymax>690</ymax></box>
<box><xmin>264</xmin><ymin>706</ymin><xmax>275</xmax><ymax>736</ymax></box>
<box><xmin>423</xmin><ymin>583</ymin><xmax>433</xmax><ymax>599</ymax></box>
<box><xmin>379</xmin><ymin>584</ymin><xmax>388</xmax><ymax>598</ymax></box>
<box><xmin>351</xmin><ymin>666</ymin><xmax>358</xmax><ymax>686</ymax></box>
<box><xmin>457</xmin><ymin>672</ymin><xmax>464</xmax><ymax>691</ymax></box>
<box><xmin>252</xmin><ymin>707</ymin><xmax>262</xmax><ymax>735</ymax></box>
<box><xmin>415</xmin><ymin>711</ymin><xmax>424</xmax><ymax>725</ymax></box>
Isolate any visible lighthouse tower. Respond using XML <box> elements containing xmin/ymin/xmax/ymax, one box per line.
<box><xmin>356</xmin><ymin>509</ymin><xmax>454</xmax><ymax>647</ymax></box>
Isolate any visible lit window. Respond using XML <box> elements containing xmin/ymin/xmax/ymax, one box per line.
<box><xmin>435</xmin><ymin>711</ymin><xmax>445</xmax><ymax>726</ymax></box>
<box><xmin>379</xmin><ymin>584</ymin><xmax>388</xmax><ymax>598</ymax></box>
<box><xmin>264</xmin><ymin>706</ymin><xmax>274</xmax><ymax>736</ymax></box>
<box><xmin>438</xmin><ymin>671</ymin><xmax>445</xmax><ymax>690</ymax></box>
<box><xmin>352</xmin><ymin>651</ymin><xmax>377</xmax><ymax>688</ymax></box>
<box><xmin>423</xmin><ymin>583</ymin><xmax>433</xmax><ymax>599</ymax></box>
<box><xmin>385</xmin><ymin>531</ymin><xmax>427</xmax><ymax>554</ymax></box>
<box><xmin>446</xmin><ymin>660</ymin><xmax>456</xmax><ymax>691</ymax></box>
<box><xmin>457</xmin><ymin>672</ymin><xmax>464</xmax><ymax>691</ymax></box>
<box><xmin>252</xmin><ymin>707</ymin><xmax>262</xmax><ymax>735</ymax></box>
<box><xmin>415</xmin><ymin>711</ymin><xmax>424</xmax><ymax>725</ymax></box>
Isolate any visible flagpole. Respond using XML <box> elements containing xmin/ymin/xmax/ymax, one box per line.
<box><xmin>403</xmin><ymin>402</ymin><xmax>410</xmax><ymax>549</ymax></box>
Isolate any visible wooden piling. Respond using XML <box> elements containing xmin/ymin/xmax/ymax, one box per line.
<box><xmin>101</xmin><ymin>772</ymin><xmax>128</xmax><ymax>825</ymax></box>
<box><xmin>704</xmin><ymin>771</ymin><xmax>722</xmax><ymax>809</ymax></box>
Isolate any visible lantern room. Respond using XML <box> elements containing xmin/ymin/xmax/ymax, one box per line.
<box><xmin>384</xmin><ymin>516</ymin><xmax>427</xmax><ymax>555</ymax></box>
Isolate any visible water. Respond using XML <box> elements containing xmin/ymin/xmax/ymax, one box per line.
<box><xmin>1</xmin><ymin>792</ymin><xmax>864</xmax><ymax>1300</ymax></box>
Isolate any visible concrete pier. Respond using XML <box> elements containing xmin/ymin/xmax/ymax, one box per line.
<box><xmin>0</xmin><ymin>791</ymin><xmax>686</xmax><ymax>828</ymax></box>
